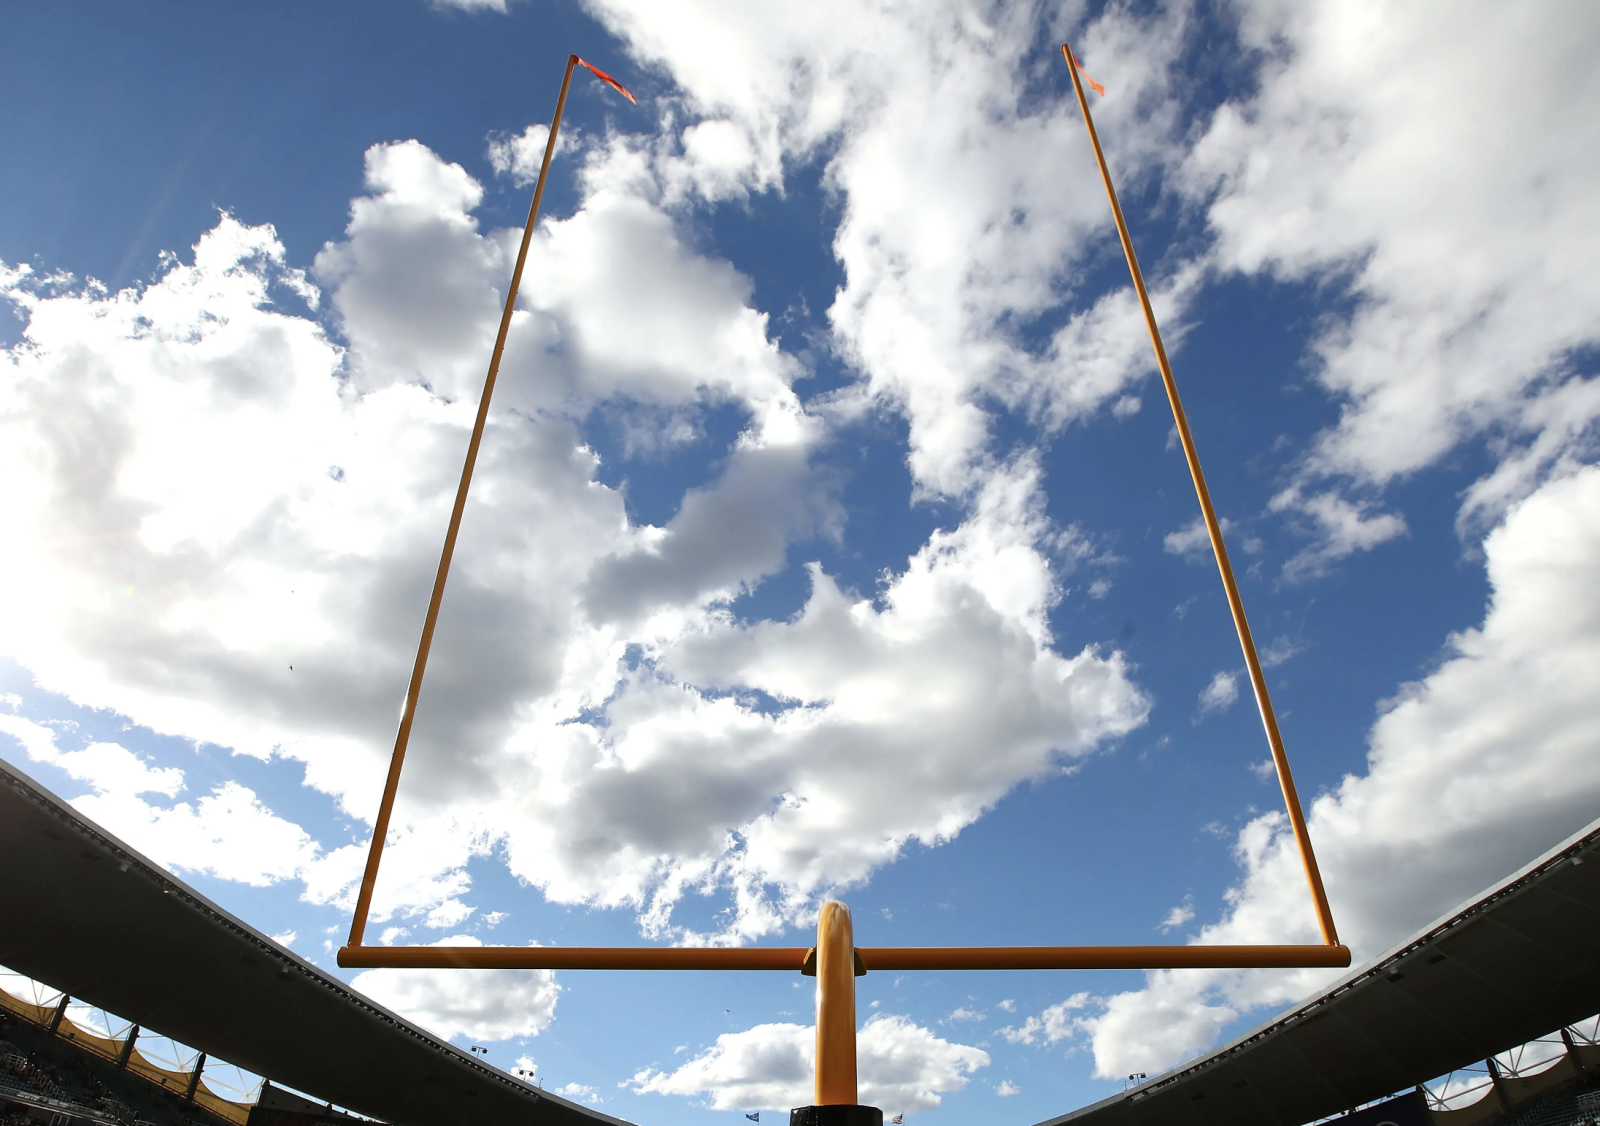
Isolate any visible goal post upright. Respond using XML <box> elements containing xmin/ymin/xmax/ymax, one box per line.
<box><xmin>1060</xmin><ymin>41</ymin><xmax>1340</xmax><ymax>948</ymax></box>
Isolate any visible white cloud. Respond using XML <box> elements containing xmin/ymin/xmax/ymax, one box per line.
<box><xmin>631</xmin><ymin>1014</ymin><xmax>988</xmax><ymax>1114</ymax></box>
<box><xmin>0</xmin><ymin>714</ymin><xmax>321</xmax><ymax>888</ymax></box>
<box><xmin>996</xmin><ymin>1079</ymin><xmax>1021</xmax><ymax>1097</ymax></box>
<box><xmin>0</xmin><ymin>714</ymin><xmax>182</xmax><ymax>798</ymax></box>
<box><xmin>1084</xmin><ymin>465</ymin><xmax>1600</xmax><ymax>1078</ymax></box>
<box><xmin>1184</xmin><ymin>0</ymin><xmax>1600</xmax><ymax>555</ymax></box>
<box><xmin>313</xmin><ymin>141</ymin><xmax>501</xmax><ymax>401</ymax></box>
<box><xmin>269</xmin><ymin>930</ymin><xmax>297</xmax><ymax>947</ymax></box>
<box><xmin>1195</xmin><ymin>671</ymin><xmax>1239</xmax><ymax>718</ymax></box>
<box><xmin>423</xmin><ymin>899</ymin><xmax>476</xmax><ymax>929</ymax></box>
<box><xmin>1158</xmin><ymin>896</ymin><xmax>1195</xmax><ymax>933</ymax></box>
<box><xmin>350</xmin><ymin>935</ymin><xmax>560</xmax><ymax>1041</ymax></box>
<box><xmin>486</xmin><ymin>124</ymin><xmax>570</xmax><ymax>186</ymax></box>
<box><xmin>0</xmin><ymin>123</ymin><xmax>1147</xmax><ymax>946</ymax></box>
<box><xmin>583</xmin><ymin>0</ymin><xmax>1199</xmax><ymax>496</ymax></box>
<box><xmin>660</xmin><ymin>118</ymin><xmax>774</xmax><ymax>204</ymax></box>
<box><xmin>1270</xmin><ymin>487</ymin><xmax>1407</xmax><ymax>582</ymax></box>
<box><xmin>1080</xmin><ymin>981</ymin><xmax>1237</xmax><ymax>1081</ymax></box>
<box><xmin>997</xmin><ymin>992</ymin><xmax>1088</xmax><ymax>1046</ymax></box>
<box><xmin>1259</xmin><ymin>636</ymin><xmax>1304</xmax><ymax>668</ymax></box>
<box><xmin>1162</xmin><ymin>515</ymin><xmax>1233</xmax><ymax>562</ymax></box>
<box><xmin>78</xmin><ymin>782</ymin><xmax>323</xmax><ymax>889</ymax></box>
<box><xmin>554</xmin><ymin>1082</ymin><xmax>600</xmax><ymax>1104</ymax></box>
<box><xmin>1065</xmin><ymin>0</ymin><xmax>1600</xmax><ymax>1076</ymax></box>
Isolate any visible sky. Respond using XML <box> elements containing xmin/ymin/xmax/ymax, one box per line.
<box><xmin>2</xmin><ymin>0</ymin><xmax>1599</xmax><ymax>1122</ymax></box>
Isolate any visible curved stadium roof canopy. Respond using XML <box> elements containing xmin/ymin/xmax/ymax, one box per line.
<box><xmin>1040</xmin><ymin>816</ymin><xmax>1600</xmax><ymax>1126</ymax></box>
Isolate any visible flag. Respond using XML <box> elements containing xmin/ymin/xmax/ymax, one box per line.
<box><xmin>1064</xmin><ymin>46</ymin><xmax>1106</xmax><ymax>96</ymax></box>
<box><xmin>745</xmin><ymin>1114</ymin><xmax>759</xmax><ymax>1122</ymax></box>
<box><xmin>576</xmin><ymin>58</ymin><xmax>637</xmax><ymax>104</ymax></box>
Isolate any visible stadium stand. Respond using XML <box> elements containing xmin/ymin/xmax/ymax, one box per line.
<box><xmin>246</xmin><ymin>1081</ymin><xmax>376</xmax><ymax>1126</ymax></box>
<box><xmin>0</xmin><ymin>995</ymin><xmax>235</xmax><ymax>1126</ymax></box>
<box><xmin>0</xmin><ymin>980</ymin><xmax>378</xmax><ymax>1126</ymax></box>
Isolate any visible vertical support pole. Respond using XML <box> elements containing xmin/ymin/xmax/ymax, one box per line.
<box><xmin>815</xmin><ymin>902</ymin><xmax>857</xmax><ymax>1106</ymax></box>
<box><xmin>1485</xmin><ymin>1057</ymin><xmax>1511</xmax><ymax>1115</ymax></box>
<box><xmin>185</xmin><ymin>1052</ymin><xmax>208</xmax><ymax>1104</ymax></box>
<box><xmin>1561</xmin><ymin>1027</ymin><xmax>1588</xmax><ymax>1075</ymax></box>
<box><xmin>117</xmin><ymin>1025</ymin><xmax>140</xmax><ymax>1068</ymax></box>
<box><xmin>48</xmin><ymin>995</ymin><xmax>69</xmax><ymax>1035</ymax></box>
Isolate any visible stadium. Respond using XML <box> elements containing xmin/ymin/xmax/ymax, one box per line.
<box><xmin>5</xmin><ymin>754</ymin><xmax>1598</xmax><ymax>1126</ymax></box>
<box><xmin>3</xmin><ymin>3</ymin><xmax>1599</xmax><ymax>1125</ymax></box>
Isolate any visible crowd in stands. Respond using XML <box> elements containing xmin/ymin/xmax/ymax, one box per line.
<box><xmin>0</xmin><ymin>1010</ymin><xmax>229</xmax><ymax>1126</ymax></box>
<box><xmin>1491</xmin><ymin>1062</ymin><xmax>1600</xmax><ymax>1126</ymax></box>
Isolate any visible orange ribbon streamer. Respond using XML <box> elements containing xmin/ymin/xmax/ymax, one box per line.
<box><xmin>577</xmin><ymin>58</ymin><xmax>637</xmax><ymax>103</ymax></box>
<box><xmin>1069</xmin><ymin>49</ymin><xmax>1106</xmax><ymax>96</ymax></box>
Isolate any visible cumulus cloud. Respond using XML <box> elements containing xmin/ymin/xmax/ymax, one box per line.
<box><xmin>1270</xmin><ymin>487</ymin><xmax>1407</xmax><ymax>582</ymax></box>
<box><xmin>1184</xmin><ymin>0</ymin><xmax>1600</xmax><ymax>555</ymax></box>
<box><xmin>583</xmin><ymin>0</ymin><xmax>1200</xmax><ymax>496</ymax></box>
<box><xmin>1084</xmin><ymin>465</ymin><xmax>1600</xmax><ymax>1078</ymax></box>
<box><xmin>1162</xmin><ymin>515</ymin><xmax>1229</xmax><ymax>562</ymax></box>
<box><xmin>0</xmin><ymin>119</ymin><xmax>1147</xmax><ymax>945</ymax></box>
<box><xmin>351</xmin><ymin>935</ymin><xmax>561</xmax><ymax>1041</ymax></box>
<box><xmin>630</xmin><ymin>1014</ymin><xmax>988</xmax><ymax>1114</ymax></box>
<box><xmin>1158</xmin><ymin>896</ymin><xmax>1195</xmax><ymax>933</ymax></box>
<box><xmin>0</xmin><ymin>713</ymin><xmax>322</xmax><ymax>888</ymax></box>
<box><xmin>997</xmin><ymin>992</ymin><xmax>1088</xmax><ymax>1047</ymax></box>
<box><xmin>0</xmin><ymin>713</ymin><xmax>182</xmax><ymax>798</ymax></box>
<box><xmin>486</xmin><ymin>124</ymin><xmax>574</xmax><ymax>186</ymax></box>
<box><xmin>553</xmin><ymin>1082</ymin><xmax>600</xmax><ymax>1104</ymax></box>
<box><xmin>1063</xmin><ymin>0</ymin><xmax>1600</xmax><ymax>1075</ymax></box>
<box><xmin>1195</xmin><ymin>670</ymin><xmax>1239</xmax><ymax>719</ymax></box>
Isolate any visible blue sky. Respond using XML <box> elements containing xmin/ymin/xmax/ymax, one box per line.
<box><xmin>3</xmin><ymin>0</ymin><xmax>1599</xmax><ymax>1122</ymax></box>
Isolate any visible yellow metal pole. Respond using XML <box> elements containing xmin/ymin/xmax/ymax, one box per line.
<box><xmin>335</xmin><ymin>941</ymin><xmax>1350</xmax><ymax>971</ymax></box>
<box><xmin>814</xmin><ymin>901</ymin><xmax>858</xmax><ymax>1106</ymax></box>
<box><xmin>1061</xmin><ymin>43</ymin><xmax>1340</xmax><ymax>946</ymax></box>
<box><xmin>347</xmin><ymin>56</ymin><xmax>580</xmax><ymax>948</ymax></box>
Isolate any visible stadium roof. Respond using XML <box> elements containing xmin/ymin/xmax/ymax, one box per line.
<box><xmin>1038</xmin><ymin>814</ymin><xmax>1600</xmax><ymax>1126</ymax></box>
<box><xmin>0</xmin><ymin>756</ymin><xmax>636</xmax><ymax>1126</ymax></box>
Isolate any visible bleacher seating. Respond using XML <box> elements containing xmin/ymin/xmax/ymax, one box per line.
<box><xmin>1494</xmin><ymin>1081</ymin><xmax>1600</xmax><ymax>1126</ymax></box>
<box><xmin>0</xmin><ymin>1010</ymin><xmax>230</xmax><ymax>1126</ymax></box>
